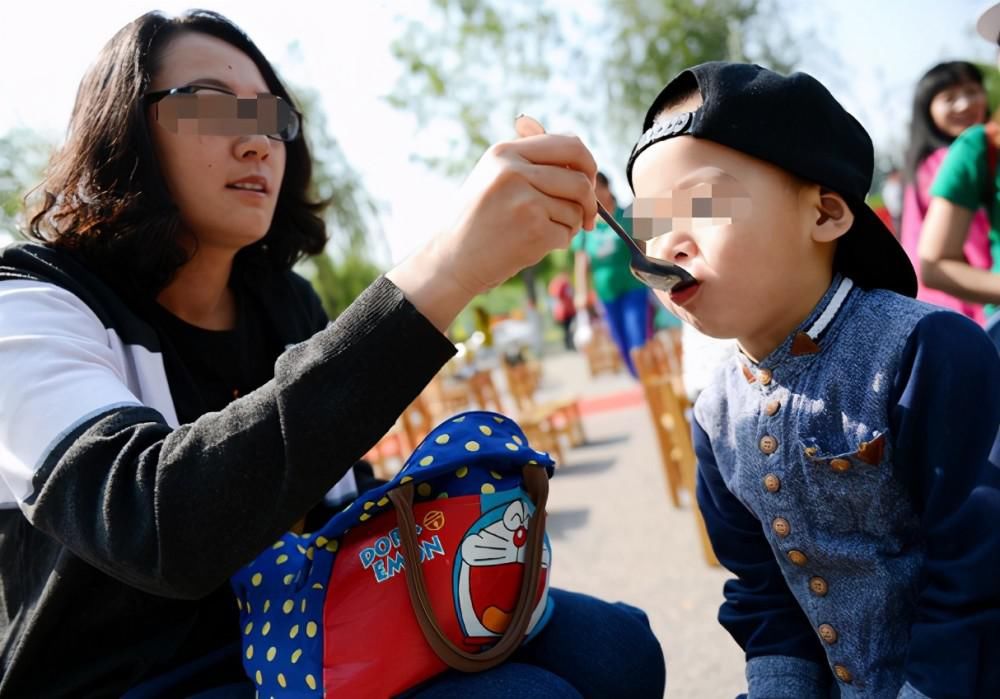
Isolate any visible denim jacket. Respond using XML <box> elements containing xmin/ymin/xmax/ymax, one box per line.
<box><xmin>693</xmin><ymin>276</ymin><xmax>1000</xmax><ymax>699</ymax></box>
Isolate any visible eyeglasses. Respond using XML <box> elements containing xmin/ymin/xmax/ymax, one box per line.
<box><xmin>144</xmin><ymin>84</ymin><xmax>302</xmax><ymax>142</ymax></box>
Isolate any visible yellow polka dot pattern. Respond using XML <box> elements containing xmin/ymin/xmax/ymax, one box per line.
<box><xmin>238</xmin><ymin>556</ymin><xmax>326</xmax><ymax>696</ymax></box>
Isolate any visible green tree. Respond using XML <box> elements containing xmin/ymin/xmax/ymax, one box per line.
<box><xmin>0</xmin><ymin>128</ymin><xmax>53</xmax><ymax>243</ymax></box>
<box><xmin>390</xmin><ymin>0</ymin><xmax>797</xmax><ymax>174</ymax></box>
<box><xmin>603</xmin><ymin>0</ymin><xmax>797</xmax><ymax>150</ymax></box>
<box><xmin>286</xmin><ymin>83</ymin><xmax>387</xmax><ymax>319</ymax></box>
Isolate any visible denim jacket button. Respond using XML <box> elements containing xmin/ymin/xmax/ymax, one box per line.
<box><xmin>809</xmin><ymin>576</ymin><xmax>829</xmax><ymax>596</ymax></box>
<box><xmin>772</xmin><ymin>517</ymin><xmax>791</xmax><ymax>537</ymax></box>
<box><xmin>788</xmin><ymin>550</ymin><xmax>808</xmax><ymax>566</ymax></box>
<box><xmin>763</xmin><ymin>474</ymin><xmax>781</xmax><ymax>492</ymax></box>
<box><xmin>830</xmin><ymin>458</ymin><xmax>851</xmax><ymax>473</ymax></box>
<box><xmin>758</xmin><ymin>368</ymin><xmax>773</xmax><ymax>385</ymax></box>
<box><xmin>833</xmin><ymin>664</ymin><xmax>852</xmax><ymax>683</ymax></box>
<box><xmin>764</xmin><ymin>400</ymin><xmax>780</xmax><ymax>416</ymax></box>
<box><xmin>818</xmin><ymin>624</ymin><xmax>839</xmax><ymax>644</ymax></box>
<box><xmin>759</xmin><ymin>436</ymin><xmax>778</xmax><ymax>454</ymax></box>
<box><xmin>804</xmin><ymin>446</ymin><xmax>818</xmax><ymax>457</ymax></box>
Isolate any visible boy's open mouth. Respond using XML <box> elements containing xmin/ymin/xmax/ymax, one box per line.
<box><xmin>669</xmin><ymin>278</ymin><xmax>700</xmax><ymax>305</ymax></box>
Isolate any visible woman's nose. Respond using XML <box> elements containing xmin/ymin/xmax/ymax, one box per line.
<box><xmin>235</xmin><ymin>134</ymin><xmax>271</xmax><ymax>161</ymax></box>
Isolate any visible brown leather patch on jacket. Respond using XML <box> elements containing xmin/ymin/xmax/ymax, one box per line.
<box><xmin>791</xmin><ymin>332</ymin><xmax>821</xmax><ymax>356</ymax></box>
<box><xmin>856</xmin><ymin>434</ymin><xmax>886</xmax><ymax>466</ymax></box>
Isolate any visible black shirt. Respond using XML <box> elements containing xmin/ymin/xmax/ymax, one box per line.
<box><xmin>150</xmin><ymin>279</ymin><xmax>291</xmax><ymax>425</ymax></box>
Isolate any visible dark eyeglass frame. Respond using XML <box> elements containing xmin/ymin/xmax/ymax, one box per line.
<box><xmin>143</xmin><ymin>84</ymin><xmax>302</xmax><ymax>142</ymax></box>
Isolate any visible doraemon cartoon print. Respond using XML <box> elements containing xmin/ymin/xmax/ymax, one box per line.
<box><xmin>453</xmin><ymin>494</ymin><xmax>551</xmax><ymax>645</ymax></box>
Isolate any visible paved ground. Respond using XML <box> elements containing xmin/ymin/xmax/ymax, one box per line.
<box><xmin>524</xmin><ymin>349</ymin><xmax>746</xmax><ymax>699</ymax></box>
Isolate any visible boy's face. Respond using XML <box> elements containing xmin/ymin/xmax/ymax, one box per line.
<box><xmin>631</xmin><ymin>105</ymin><xmax>834</xmax><ymax>343</ymax></box>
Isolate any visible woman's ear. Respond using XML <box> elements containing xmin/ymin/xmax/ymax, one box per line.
<box><xmin>812</xmin><ymin>189</ymin><xmax>854</xmax><ymax>243</ymax></box>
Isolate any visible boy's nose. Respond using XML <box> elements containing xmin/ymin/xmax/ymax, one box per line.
<box><xmin>648</xmin><ymin>231</ymin><xmax>697</xmax><ymax>264</ymax></box>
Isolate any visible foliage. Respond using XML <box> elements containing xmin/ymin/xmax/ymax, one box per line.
<box><xmin>388</xmin><ymin>0</ymin><xmax>563</xmax><ymax>176</ymax></box>
<box><xmin>0</xmin><ymin>128</ymin><xmax>53</xmax><ymax>242</ymax></box>
<box><xmin>389</xmin><ymin>0</ymin><xmax>798</xmax><ymax>174</ymax></box>
<box><xmin>305</xmin><ymin>249</ymin><xmax>384</xmax><ymax>320</ymax></box>
<box><xmin>602</xmin><ymin>0</ymin><xmax>797</xmax><ymax>150</ymax></box>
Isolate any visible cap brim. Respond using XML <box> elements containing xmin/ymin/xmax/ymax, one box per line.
<box><xmin>836</xmin><ymin>201</ymin><xmax>917</xmax><ymax>298</ymax></box>
<box><xmin>977</xmin><ymin>2</ymin><xmax>1000</xmax><ymax>41</ymax></box>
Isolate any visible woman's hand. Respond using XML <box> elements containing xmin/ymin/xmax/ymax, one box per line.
<box><xmin>919</xmin><ymin>196</ymin><xmax>1000</xmax><ymax>304</ymax></box>
<box><xmin>388</xmin><ymin>133</ymin><xmax>598</xmax><ymax>332</ymax></box>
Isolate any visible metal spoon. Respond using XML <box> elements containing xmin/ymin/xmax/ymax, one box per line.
<box><xmin>513</xmin><ymin>114</ymin><xmax>696</xmax><ymax>292</ymax></box>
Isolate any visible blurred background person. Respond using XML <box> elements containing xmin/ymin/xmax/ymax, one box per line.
<box><xmin>547</xmin><ymin>272</ymin><xmax>576</xmax><ymax>350</ymax></box>
<box><xmin>901</xmin><ymin>61</ymin><xmax>991</xmax><ymax>324</ymax></box>
<box><xmin>572</xmin><ymin>171</ymin><xmax>654</xmax><ymax>377</ymax></box>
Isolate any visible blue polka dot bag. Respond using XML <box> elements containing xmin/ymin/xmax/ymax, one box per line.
<box><xmin>230</xmin><ymin>411</ymin><xmax>556</xmax><ymax>697</ymax></box>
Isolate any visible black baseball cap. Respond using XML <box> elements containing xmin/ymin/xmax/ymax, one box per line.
<box><xmin>625</xmin><ymin>61</ymin><xmax>917</xmax><ymax>298</ymax></box>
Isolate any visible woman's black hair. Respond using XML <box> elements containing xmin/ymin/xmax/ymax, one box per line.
<box><xmin>903</xmin><ymin>61</ymin><xmax>986</xmax><ymax>186</ymax></box>
<box><xmin>28</xmin><ymin>9</ymin><xmax>328</xmax><ymax>295</ymax></box>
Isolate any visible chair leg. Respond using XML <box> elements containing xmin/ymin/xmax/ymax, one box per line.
<box><xmin>694</xmin><ymin>502</ymin><xmax>720</xmax><ymax>567</ymax></box>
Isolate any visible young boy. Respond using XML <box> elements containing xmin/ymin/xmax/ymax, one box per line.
<box><xmin>626</xmin><ymin>62</ymin><xmax>1000</xmax><ymax>698</ymax></box>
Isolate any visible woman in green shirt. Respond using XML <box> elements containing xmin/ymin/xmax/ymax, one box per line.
<box><xmin>572</xmin><ymin>172</ymin><xmax>653</xmax><ymax>376</ymax></box>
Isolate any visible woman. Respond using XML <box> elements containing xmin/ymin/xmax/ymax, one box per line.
<box><xmin>0</xmin><ymin>11</ymin><xmax>664</xmax><ymax>697</ymax></box>
<box><xmin>900</xmin><ymin>61</ymin><xmax>991</xmax><ymax>322</ymax></box>
<box><xmin>572</xmin><ymin>172</ymin><xmax>653</xmax><ymax>377</ymax></box>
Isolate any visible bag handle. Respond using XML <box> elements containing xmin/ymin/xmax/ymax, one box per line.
<box><xmin>387</xmin><ymin>465</ymin><xmax>549</xmax><ymax>672</ymax></box>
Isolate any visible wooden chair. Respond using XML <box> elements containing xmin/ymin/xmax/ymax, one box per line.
<box><xmin>581</xmin><ymin>321</ymin><xmax>625</xmax><ymax>377</ymax></box>
<box><xmin>472</xmin><ymin>365</ymin><xmax>567</xmax><ymax>465</ymax></box>
<box><xmin>467</xmin><ymin>369</ymin><xmax>504</xmax><ymax>412</ymax></box>
<box><xmin>422</xmin><ymin>373</ymin><xmax>472</xmax><ymax>419</ymax></box>
<box><xmin>632</xmin><ymin>339</ymin><xmax>719</xmax><ymax>567</ymax></box>
<box><xmin>365</xmin><ymin>424</ymin><xmax>407</xmax><ymax>480</ymax></box>
<box><xmin>502</xmin><ymin>359</ymin><xmax>586</xmax><ymax>450</ymax></box>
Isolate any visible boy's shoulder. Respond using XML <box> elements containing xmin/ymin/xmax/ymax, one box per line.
<box><xmin>694</xmin><ymin>286</ymin><xmax>984</xmax><ymax>428</ymax></box>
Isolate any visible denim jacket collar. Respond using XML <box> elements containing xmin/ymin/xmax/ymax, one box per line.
<box><xmin>737</xmin><ymin>274</ymin><xmax>855</xmax><ymax>387</ymax></box>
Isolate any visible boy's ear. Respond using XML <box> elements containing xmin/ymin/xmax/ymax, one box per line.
<box><xmin>811</xmin><ymin>189</ymin><xmax>854</xmax><ymax>243</ymax></box>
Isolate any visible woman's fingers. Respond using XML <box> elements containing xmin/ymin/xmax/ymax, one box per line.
<box><xmin>542</xmin><ymin>196</ymin><xmax>586</xmax><ymax>238</ymax></box>
<box><xmin>521</xmin><ymin>163</ymin><xmax>596</xmax><ymax>228</ymax></box>
<box><xmin>497</xmin><ymin>133</ymin><xmax>598</xmax><ymax>184</ymax></box>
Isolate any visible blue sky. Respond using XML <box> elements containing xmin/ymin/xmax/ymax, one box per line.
<box><xmin>1</xmin><ymin>0</ymin><xmax>995</xmax><ymax>261</ymax></box>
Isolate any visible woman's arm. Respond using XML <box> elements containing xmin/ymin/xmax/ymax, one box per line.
<box><xmin>0</xmin><ymin>277</ymin><xmax>454</xmax><ymax>600</ymax></box>
<box><xmin>918</xmin><ymin>196</ymin><xmax>1000</xmax><ymax>304</ymax></box>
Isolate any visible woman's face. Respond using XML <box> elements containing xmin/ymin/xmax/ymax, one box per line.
<box><xmin>147</xmin><ymin>32</ymin><xmax>287</xmax><ymax>254</ymax></box>
<box><xmin>929</xmin><ymin>80</ymin><xmax>987</xmax><ymax>138</ymax></box>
